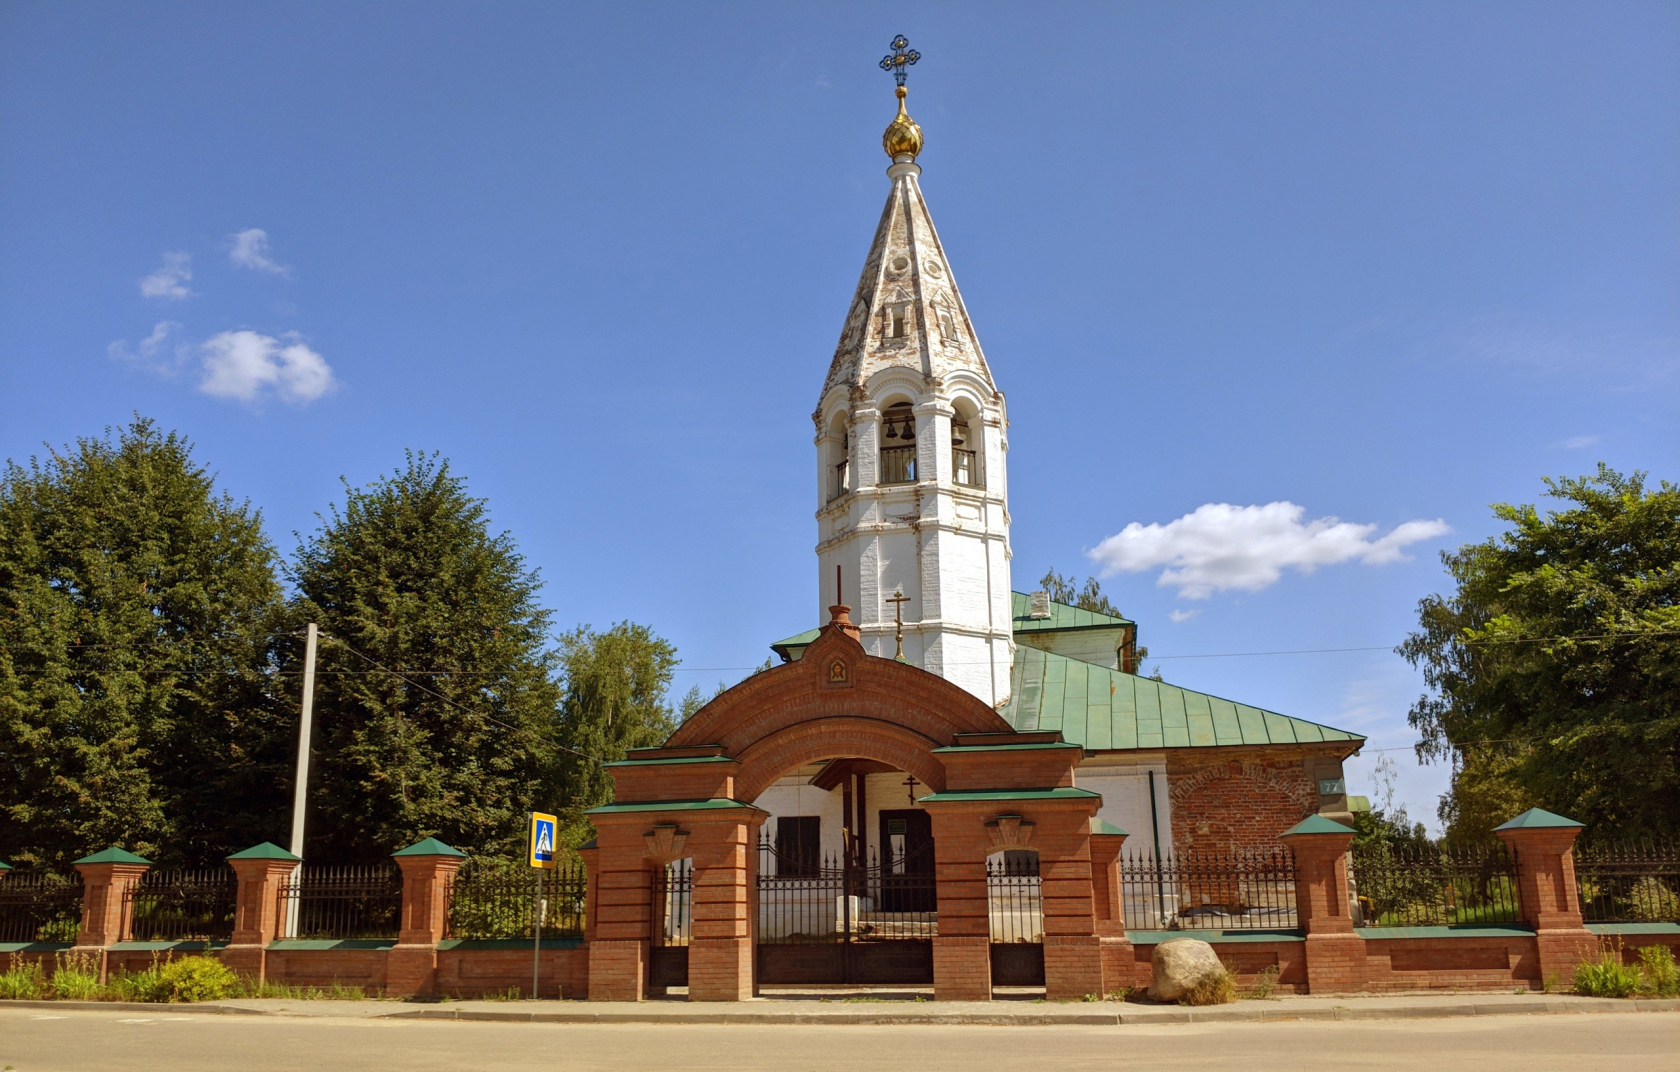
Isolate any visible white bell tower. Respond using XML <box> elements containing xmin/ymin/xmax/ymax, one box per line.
<box><xmin>813</xmin><ymin>77</ymin><xmax>1014</xmax><ymax>706</ymax></box>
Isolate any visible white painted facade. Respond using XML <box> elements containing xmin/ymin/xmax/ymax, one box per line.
<box><xmin>813</xmin><ymin>153</ymin><xmax>1015</xmax><ymax>706</ymax></box>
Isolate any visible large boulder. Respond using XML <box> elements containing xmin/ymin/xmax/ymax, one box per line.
<box><xmin>1147</xmin><ymin>938</ymin><xmax>1226</xmax><ymax>1002</ymax></box>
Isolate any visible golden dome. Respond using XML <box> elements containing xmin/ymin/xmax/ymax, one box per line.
<box><xmin>882</xmin><ymin>86</ymin><xmax>923</xmax><ymax>160</ymax></box>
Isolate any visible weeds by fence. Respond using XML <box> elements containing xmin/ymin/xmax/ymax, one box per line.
<box><xmin>445</xmin><ymin>860</ymin><xmax>586</xmax><ymax>940</ymax></box>
<box><xmin>1575</xmin><ymin>841</ymin><xmax>1680</xmax><ymax>924</ymax></box>
<box><xmin>124</xmin><ymin>868</ymin><xmax>238</xmax><ymax>942</ymax></box>
<box><xmin>1119</xmin><ymin>848</ymin><xmax>1297</xmax><ymax>931</ymax></box>
<box><xmin>0</xmin><ymin>873</ymin><xmax>83</xmax><ymax>943</ymax></box>
<box><xmin>275</xmin><ymin>865</ymin><xmax>401</xmax><ymax>940</ymax></box>
<box><xmin>1351</xmin><ymin>842</ymin><xmax>1522</xmax><ymax>927</ymax></box>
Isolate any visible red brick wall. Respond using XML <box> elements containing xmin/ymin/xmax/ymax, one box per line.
<box><xmin>1166</xmin><ymin>748</ymin><xmax>1321</xmax><ymax>854</ymax></box>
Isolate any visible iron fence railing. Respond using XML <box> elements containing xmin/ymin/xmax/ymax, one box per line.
<box><xmin>879</xmin><ymin>445</ymin><xmax>916</xmax><ymax>484</ymax></box>
<box><xmin>1351</xmin><ymin>842</ymin><xmax>1522</xmax><ymax>927</ymax></box>
<box><xmin>1575</xmin><ymin>841</ymin><xmax>1680</xmax><ymax>923</ymax></box>
<box><xmin>445</xmin><ymin>861</ymin><xmax>586</xmax><ymax>940</ymax></box>
<box><xmin>124</xmin><ymin>867</ymin><xmax>238</xmax><ymax>941</ymax></box>
<box><xmin>275</xmin><ymin>864</ymin><xmax>402</xmax><ymax>940</ymax></box>
<box><xmin>1120</xmin><ymin>848</ymin><xmax>1298</xmax><ymax>931</ymax></box>
<box><xmin>0</xmin><ymin>872</ymin><xmax>83</xmax><ymax>943</ymax></box>
<box><xmin>986</xmin><ymin>857</ymin><xmax>1042</xmax><ymax>944</ymax></box>
<box><xmin>653</xmin><ymin>860</ymin><xmax>692</xmax><ymax>948</ymax></box>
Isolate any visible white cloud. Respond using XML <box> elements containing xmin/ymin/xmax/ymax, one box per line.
<box><xmin>1167</xmin><ymin>609</ymin><xmax>1201</xmax><ymax>623</ymax></box>
<box><xmin>108</xmin><ymin>321</ymin><xmax>184</xmax><ymax>370</ymax></box>
<box><xmin>1559</xmin><ymin>434</ymin><xmax>1600</xmax><ymax>450</ymax></box>
<box><xmin>139</xmin><ymin>252</ymin><xmax>193</xmax><ymax>299</ymax></box>
<box><xmin>1088</xmin><ymin>502</ymin><xmax>1450</xmax><ymax>600</ymax></box>
<box><xmin>199</xmin><ymin>330</ymin><xmax>338</xmax><ymax>403</ymax></box>
<box><xmin>228</xmin><ymin>229</ymin><xmax>288</xmax><ymax>275</ymax></box>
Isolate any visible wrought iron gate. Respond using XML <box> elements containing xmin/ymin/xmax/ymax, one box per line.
<box><xmin>987</xmin><ymin>854</ymin><xmax>1045</xmax><ymax>986</ymax></box>
<box><xmin>649</xmin><ymin>860</ymin><xmax>691</xmax><ymax>989</ymax></box>
<box><xmin>756</xmin><ymin>836</ymin><xmax>937</xmax><ymax>985</ymax></box>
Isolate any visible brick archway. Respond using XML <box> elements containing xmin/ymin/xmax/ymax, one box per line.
<box><xmin>665</xmin><ymin>615</ymin><xmax>1014</xmax><ymax>771</ymax></box>
<box><xmin>733</xmin><ymin>717</ymin><xmax>949</xmax><ymax>802</ymax></box>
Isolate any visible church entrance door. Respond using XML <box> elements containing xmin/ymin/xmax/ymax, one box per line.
<box><xmin>755</xmin><ymin>833</ymin><xmax>936</xmax><ymax>985</ymax></box>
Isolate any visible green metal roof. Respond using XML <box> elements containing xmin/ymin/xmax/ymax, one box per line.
<box><xmin>584</xmin><ymin>798</ymin><xmax>760</xmax><ymax>815</ymax></box>
<box><xmin>226</xmin><ymin>842</ymin><xmax>300</xmax><ymax>862</ymax></box>
<box><xmin>73</xmin><ymin>846</ymin><xmax>151</xmax><ymax>866</ymax></box>
<box><xmin>604</xmin><ymin>754</ymin><xmax>736</xmax><ymax>767</ymax></box>
<box><xmin>1280</xmin><ymin>814</ymin><xmax>1356</xmax><ymax>837</ymax></box>
<box><xmin>1011</xmin><ymin>591</ymin><xmax>1133</xmax><ymax>632</ymax></box>
<box><xmin>1000</xmin><ymin>645</ymin><xmax>1364</xmax><ymax>752</ymax></box>
<box><xmin>917</xmin><ymin>787</ymin><xmax>1101</xmax><ymax>803</ymax></box>
<box><xmin>392</xmin><ymin>837</ymin><xmax>466</xmax><ymax>858</ymax></box>
<box><xmin>1494</xmin><ymin>807</ymin><xmax>1583</xmax><ymax>830</ymax></box>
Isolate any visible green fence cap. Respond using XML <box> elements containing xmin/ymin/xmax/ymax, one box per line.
<box><xmin>1279</xmin><ymin>815</ymin><xmax>1356</xmax><ymax>837</ymax></box>
<box><xmin>392</xmin><ymin>837</ymin><xmax>467</xmax><ymax>858</ymax></box>
<box><xmin>1494</xmin><ymin>808</ymin><xmax>1583</xmax><ymax>831</ymax></box>
<box><xmin>226</xmin><ymin>841</ymin><xmax>301</xmax><ymax>862</ymax></box>
<box><xmin>0</xmin><ymin>858</ymin><xmax>12</xmax><ymax>870</ymax></box>
<box><xmin>73</xmin><ymin>846</ymin><xmax>152</xmax><ymax>866</ymax></box>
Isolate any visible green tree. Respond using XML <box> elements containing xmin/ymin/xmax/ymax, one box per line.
<box><xmin>290</xmin><ymin>453</ymin><xmax>565</xmax><ymax>862</ymax></box>
<box><xmin>1039</xmin><ymin>568</ymin><xmax>1123</xmax><ymax>617</ymax></box>
<box><xmin>555</xmin><ymin>622</ymin><xmax>679</xmax><ymax>840</ymax></box>
<box><xmin>1400</xmin><ymin>465</ymin><xmax>1680</xmax><ymax>842</ymax></box>
<box><xmin>0</xmin><ymin>418</ymin><xmax>288</xmax><ymax>869</ymax></box>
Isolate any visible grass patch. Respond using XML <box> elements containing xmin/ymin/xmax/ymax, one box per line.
<box><xmin>1180</xmin><ymin>968</ymin><xmax>1236</xmax><ymax>1007</ymax></box>
<box><xmin>1240</xmin><ymin>965</ymin><xmax>1280</xmax><ymax>1001</ymax></box>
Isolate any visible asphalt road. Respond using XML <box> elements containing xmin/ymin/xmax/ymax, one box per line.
<box><xmin>1</xmin><ymin>1007</ymin><xmax>1676</xmax><ymax>1072</ymax></box>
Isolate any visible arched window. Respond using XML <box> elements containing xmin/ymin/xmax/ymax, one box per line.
<box><xmin>879</xmin><ymin>402</ymin><xmax>917</xmax><ymax>484</ymax></box>
<box><xmin>951</xmin><ymin>404</ymin><xmax>983</xmax><ymax>488</ymax></box>
<box><xmin>828</xmin><ymin>417</ymin><xmax>850</xmax><ymax>502</ymax></box>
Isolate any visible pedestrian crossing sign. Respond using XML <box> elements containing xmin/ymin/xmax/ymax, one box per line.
<box><xmin>529</xmin><ymin>811</ymin><xmax>558</xmax><ymax>869</ymax></box>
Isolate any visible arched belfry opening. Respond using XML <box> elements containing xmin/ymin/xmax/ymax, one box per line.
<box><xmin>581</xmin><ymin>606</ymin><xmax>1109</xmax><ymax>1004</ymax></box>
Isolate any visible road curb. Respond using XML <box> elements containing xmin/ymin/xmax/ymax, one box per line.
<box><xmin>6</xmin><ymin>995</ymin><xmax>1678</xmax><ymax>1025</ymax></box>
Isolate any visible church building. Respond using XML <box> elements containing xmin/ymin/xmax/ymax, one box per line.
<box><xmin>583</xmin><ymin>47</ymin><xmax>1366</xmax><ymax>1001</ymax></box>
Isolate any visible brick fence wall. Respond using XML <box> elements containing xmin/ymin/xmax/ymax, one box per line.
<box><xmin>3</xmin><ymin>812</ymin><xmax>1677</xmax><ymax>1001</ymax></box>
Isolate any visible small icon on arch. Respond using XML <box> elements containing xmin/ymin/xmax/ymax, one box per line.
<box><xmin>828</xmin><ymin>658</ymin><xmax>849</xmax><ymax>685</ymax></box>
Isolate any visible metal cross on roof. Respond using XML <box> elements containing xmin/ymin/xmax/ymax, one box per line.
<box><xmin>879</xmin><ymin>35</ymin><xmax>920</xmax><ymax>88</ymax></box>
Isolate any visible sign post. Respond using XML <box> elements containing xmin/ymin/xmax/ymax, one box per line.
<box><xmin>528</xmin><ymin>811</ymin><xmax>557</xmax><ymax>999</ymax></box>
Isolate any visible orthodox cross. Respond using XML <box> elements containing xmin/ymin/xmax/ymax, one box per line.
<box><xmin>886</xmin><ymin>589</ymin><xmax>911</xmax><ymax>661</ymax></box>
<box><xmin>879</xmin><ymin>34</ymin><xmax>920</xmax><ymax>87</ymax></box>
<box><xmin>902</xmin><ymin>774</ymin><xmax>919</xmax><ymax>806</ymax></box>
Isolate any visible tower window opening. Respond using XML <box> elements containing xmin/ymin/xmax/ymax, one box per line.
<box><xmin>880</xmin><ymin>403</ymin><xmax>917</xmax><ymax>484</ymax></box>
<box><xmin>829</xmin><ymin>427</ymin><xmax>850</xmax><ymax>501</ymax></box>
<box><xmin>952</xmin><ymin>419</ymin><xmax>982</xmax><ymax>488</ymax></box>
<box><xmin>890</xmin><ymin>308</ymin><xmax>907</xmax><ymax>339</ymax></box>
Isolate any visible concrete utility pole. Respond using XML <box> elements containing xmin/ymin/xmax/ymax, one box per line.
<box><xmin>285</xmin><ymin>623</ymin><xmax>319</xmax><ymax>938</ymax></box>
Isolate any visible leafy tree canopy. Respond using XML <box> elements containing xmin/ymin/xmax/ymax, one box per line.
<box><xmin>1039</xmin><ymin>568</ymin><xmax>1123</xmax><ymax>617</ymax></box>
<box><xmin>1400</xmin><ymin>465</ymin><xmax>1680</xmax><ymax>842</ymax></box>
<box><xmin>291</xmin><ymin>453</ymin><xmax>565</xmax><ymax>862</ymax></box>
<box><xmin>0</xmin><ymin>418</ymin><xmax>288</xmax><ymax>869</ymax></box>
<box><xmin>555</xmin><ymin>621</ymin><xmax>678</xmax><ymax>841</ymax></box>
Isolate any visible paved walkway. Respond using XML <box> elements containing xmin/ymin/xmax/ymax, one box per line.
<box><xmin>6</xmin><ymin>991</ymin><xmax>1679</xmax><ymax>1025</ymax></box>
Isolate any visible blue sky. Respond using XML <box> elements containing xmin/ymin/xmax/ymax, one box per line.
<box><xmin>3</xmin><ymin>3</ymin><xmax>1676</xmax><ymax>831</ymax></box>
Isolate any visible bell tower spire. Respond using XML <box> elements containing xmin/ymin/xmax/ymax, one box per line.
<box><xmin>812</xmin><ymin>38</ymin><xmax>1014</xmax><ymax>706</ymax></box>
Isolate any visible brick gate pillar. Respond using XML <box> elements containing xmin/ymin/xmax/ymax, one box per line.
<box><xmin>1029</xmin><ymin>801</ymin><xmax>1105</xmax><ymax>1001</ymax></box>
<box><xmin>1280</xmin><ymin>816</ymin><xmax>1366</xmax><ymax>993</ymax></box>
<box><xmin>1089</xmin><ymin>819</ymin><xmax>1133</xmax><ymax>995</ymax></box>
<box><xmin>72</xmin><ymin>847</ymin><xmax>151</xmax><ymax>955</ymax></box>
<box><xmin>1495</xmin><ymin>808</ymin><xmax>1596</xmax><ymax>986</ymax></box>
<box><xmin>222</xmin><ymin>841</ymin><xmax>302</xmax><ymax>983</ymax></box>
<box><xmin>584</xmin><ymin>812</ymin><xmax>655</xmax><ymax>1002</ymax></box>
<box><xmin>683</xmin><ymin>805</ymin><xmax>766</xmax><ymax>1001</ymax></box>
<box><xmin>388</xmin><ymin>837</ymin><xmax>467</xmax><ymax>999</ymax></box>
<box><xmin>922</xmin><ymin>800</ymin><xmax>994</xmax><ymax>1001</ymax></box>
